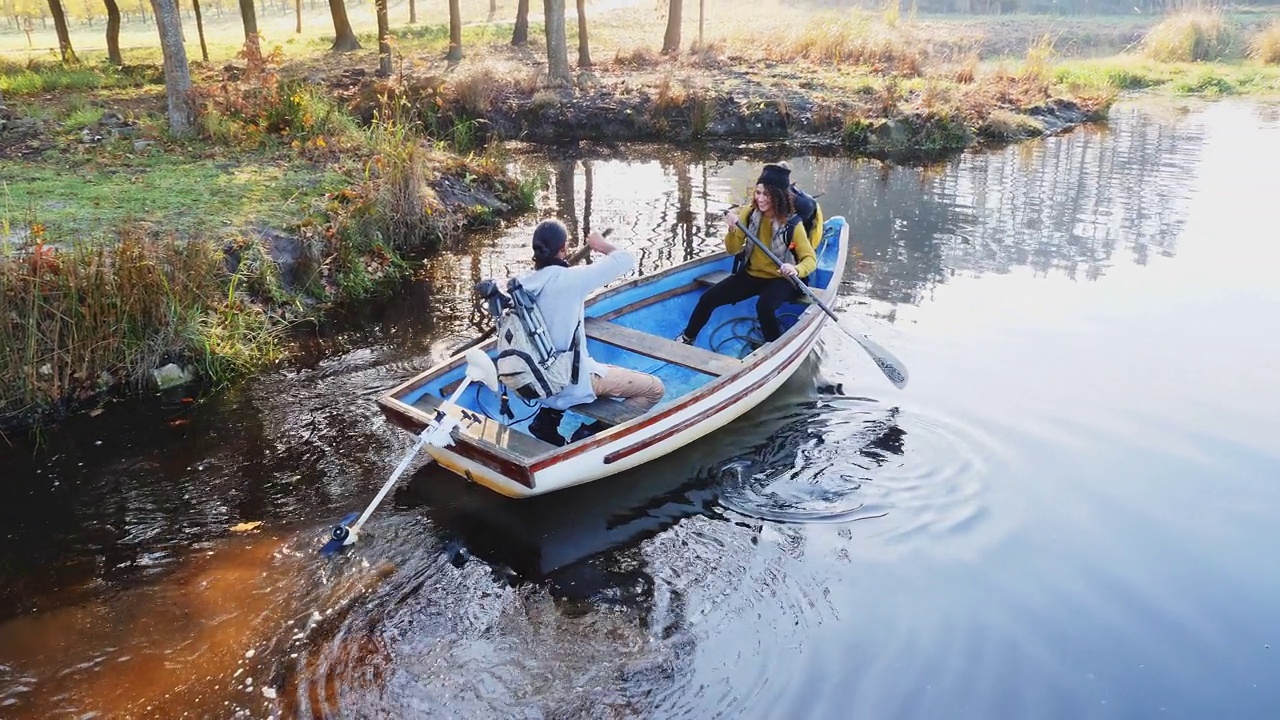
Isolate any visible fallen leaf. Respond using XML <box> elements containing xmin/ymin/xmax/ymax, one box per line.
<box><xmin>230</xmin><ymin>521</ymin><xmax>263</xmax><ymax>533</ymax></box>
<box><xmin>168</xmin><ymin>418</ymin><xmax>189</xmax><ymax>426</ymax></box>
<box><xmin>88</xmin><ymin>409</ymin><xmax>104</xmax><ymax>417</ymax></box>
<box><xmin>181</xmin><ymin>397</ymin><xmax>194</xmax><ymax>404</ymax></box>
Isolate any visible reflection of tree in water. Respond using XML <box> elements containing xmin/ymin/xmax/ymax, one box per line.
<box><xmin>797</xmin><ymin>109</ymin><xmax>1203</xmax><ymax>305</ymax></box>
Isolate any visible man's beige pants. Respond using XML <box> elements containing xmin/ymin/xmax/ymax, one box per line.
<box><xmin>591</xmin><ymin>365</ymin><xmax>665</xmax><ymax>411</ymax></box>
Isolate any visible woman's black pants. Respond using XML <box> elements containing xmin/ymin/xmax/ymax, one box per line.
<box><xmin>682</xmin><ymin>272</ymin><xmax>797</xmax><ymax>343</ymax></box>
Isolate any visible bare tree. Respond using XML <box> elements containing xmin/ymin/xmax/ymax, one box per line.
<box><xmin>511</xmin><ymin>0</ymin><xmax>529</xmax><ymax>46</ymax></box>
<box><xmin>103</xmin><ymin>0</ymin><xmax>122</xmax><ymax>65</ymax></box>
<box><xmin>151</xmin><ymin>0</ymin><xmax>196</xmax><ymax>136</ymax></box>
<box><xmin>236</xmin><ymin>0</ymin><xmax>259</xmax><ymax>51</ymax></box>
<box><xmin>409</xmin><ymin>0</ymin><xmax>416</xmax><ymax>23</ymax></box>
<box><xmin>576</xmin><ymin>0</ymin><xmax>590</xmax><ymax>67</ymax></box>
<box><xmin>544</xmin><ymin>0</ymin><xmax>570</xmax><ymax>84</ymax></box>
<box><xmin>447</xmin><ymin>0</ymin><xmax>461</xmax><ymax>62</ymax></box>
<box><xmin>47</xmin><ymin>0</ymin><xmax>78</xmax><ymax>63</ymax></box>
<box><xmin>193</xmin><ymin>0</ymin><xmax>209</xmax><ymax>61</ymax></box>
<box><xmin>375</xmin><ymin>0</ymin><xmax>391</xmax><ymax>77</ymax></box>
<box><xmin>661</xmin><ymin>0</ymin><xmax>681</xmax><ymax>55</ymax></box>
<box><xmin>328</xmin><ymin>0</ymin><xmax>361</xmax><ymax>51</ymax></box>
<box><xmin>294</xmin><ymin>0</ymin><xmax>301</xmax><ymax>33</ymax></box>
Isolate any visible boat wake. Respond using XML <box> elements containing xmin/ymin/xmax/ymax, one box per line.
<box><xmin>713</xmin><ymin>398</ymin><xmax>991</xmax><ymax>544</ymax></box>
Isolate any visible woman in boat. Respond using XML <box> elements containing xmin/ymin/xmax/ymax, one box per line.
<box><xmin>521</xmin><ymin>220</ymin><xmax>665</xmax><ymax>446</ymax></box>
<box><xmin>676</xmin><ymin>163</ymin><xmax>818</xmax><ymax>346</ymax></box>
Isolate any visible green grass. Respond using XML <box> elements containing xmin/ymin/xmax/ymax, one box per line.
<box><xmin>1054</xmin><ymin>57</ymin><xmax>1280</xmax><ymax>96</ymax></box>
<box><xmin>0</xmin><ymin>60</ymin><xmax>160</xmax><ymax>96</ymax></box>
<box><xmin>2</xmin><ymin>154</ymin><xmax>351</xmax><ymax>241</ymax></box>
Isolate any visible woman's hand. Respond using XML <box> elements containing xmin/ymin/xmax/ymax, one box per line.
<box><xmin>723</xmin><ymin>210</ymin><xmax>738</xmax><ymax>232</ymax></box>
<box><xmin>779</xmin><ymin>263</ymin><xmax>798</xmax><ymax>278</ymax></box>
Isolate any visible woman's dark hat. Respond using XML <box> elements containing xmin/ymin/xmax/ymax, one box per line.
<box><xmin>531</xmin><ymin>219</ymin><xmax>568</xmax><ymax>260</ymax></box>
<box><xmin>757</xmin><ymin>163</ymin><xmax>792</xmax><ymax>190</ymax></box>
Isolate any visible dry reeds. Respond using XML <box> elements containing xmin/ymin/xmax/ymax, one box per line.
<box><xmin>766</xmin><ymin>13</ymin><xmax>927</xmax><ymax>75</ymax></box>
<box><xmin>1140</xmin><ymin>10</ymin><xmax>1237</xmax><ymax>63</ymax></box>
<box><xmin>1249</xmin><ymin>19</ymin><xmax>1280</xmax><ymax>65</ymax></box>
<box><xmin>0</xmin><ymin>231</ymin><xmax>280</xmax><ymax>423</ymax></box>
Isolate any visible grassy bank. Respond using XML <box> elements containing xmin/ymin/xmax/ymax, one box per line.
<box><xmin>3</xmin><ymin>4</ymin><xmax>1278</xmax><ymax>429</ymax></box>
<box><xmin>1</xmin><ymin>46</ymin><xmax>535</xmax><ymax>429</ymax></box>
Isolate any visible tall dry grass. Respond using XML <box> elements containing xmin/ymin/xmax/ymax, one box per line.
<box><xmin>0</xmin><ymin>232</ymin><xmax>281</xmax><ymax>423</ymax></box>
<box><xmin>1140</xmin><ymin>10</ymin><xmax>1237</xmax><ymax>62</ymax></box>
<box><xmin>764</xmin><ymin>13</ymin><xmax>928</xmax><ymax>75</ymax></box>
<box><xmin>1249</xmin><ymin>19</ymin><xmax>1280</xmax><ymax>64</ymax></box>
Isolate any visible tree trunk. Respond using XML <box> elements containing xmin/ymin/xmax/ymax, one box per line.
<box><xmin>661</xmin><ymin>0</ymin><xmax>681</xmax><ymax>55</ymax></box>
<box><xmin>236</xmin><ymin>0</ymin><xmax>258</xmax><ymax>51</ymax></box>
<box><xmin>575</xmin><ymin>0</ymin><xmax>589</xmax><ymax>67</ymax></box>
<box><xmin>543</xmin><ymin>0</ymin><xmax>569</xmax><ymax>84</ymax></box>
<box><xmin>294</xmin><ymin>0</ymin><xmax>300</xmax><ymax>33</ymax></box>
<box><xmin>408</xmin><ymin>0</ymin><xmax>415</xmax><ymax>23</ymax></box>
<box><xmin>47</xmin><ymin>0</ymin><xmax>77</xmax><ymax>63</ymax></box>
<box><xmin>151</xmin><ymin>0</ymin><xmax>196</xmax><ymax>137</ymax></box>
<box><xmin>511</xmin><ymin>0</ymin><xmax>528</xmax><ymax>46</ymax></box>
<box><xmin>375</xmin><ymin>0</ymin><xmax>391</xmax><ymax>76</ymax></box>
<box><xmin>446</xmin><ymin>0</ymin><xmax>461</xmax><ymax>62</ymax></box>
<box><xmin>327</xmin><ymin>0</ymin><xmax>360</xmax><ymax>51</ymax></box>
<box><xmin>193</xmin><ymin>0</ymin><xmax>209</xmax><ymax>61</ymax></box>
<box><xmin>103</xmin><ymin>0</ymin><xmax>122</xmax><ymax>65</ymax></box>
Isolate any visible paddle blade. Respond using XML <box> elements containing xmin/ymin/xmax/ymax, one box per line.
<box><xmin>839</xmin><ymin>320</ymin><xmax>909</xmax><ymax>390</ymax></box>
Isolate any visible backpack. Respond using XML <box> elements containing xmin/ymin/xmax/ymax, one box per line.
<box><xmin>486</xmin><ymin>278</ymin><xmax>582</xmax><ymax>401</ymax></box>
<box><xmin>789</xmin><ymin>184</ymin><xmax>820</xmax><ymax>239</ymax></box>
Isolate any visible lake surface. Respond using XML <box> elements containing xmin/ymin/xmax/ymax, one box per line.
<box><xmin>2</xmin><ymin>98</ymin><xmax>1278</xmax><ymax>718</ymax></box>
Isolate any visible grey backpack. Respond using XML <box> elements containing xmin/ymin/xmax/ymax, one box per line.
<box><xmin>491</xmin><ymin>278</ymin><xmax>582</xmax><ymax>401</ymax></box>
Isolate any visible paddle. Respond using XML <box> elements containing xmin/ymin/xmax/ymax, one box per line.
<box><xmin>320</xmin><ymin>348</ymin><xmax>501</xmax><ymax>555</ymax></box>
<box><xmin>733</xmin><ymin>219</ymin><xmax>909</xmax><ymax>390</ymax></box>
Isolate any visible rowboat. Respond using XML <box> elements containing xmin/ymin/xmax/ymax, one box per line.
<box><xmin>376</xmin><ymin>216</ymin><xmax>852</xmax><ymax>499</ymax></box>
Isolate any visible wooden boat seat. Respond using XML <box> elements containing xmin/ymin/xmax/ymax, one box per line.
<box><xmin>583</xmin><ymin>317</ymin><xmax>741</xmax><ymax>376</ymax></box>
<box><xmin>696</xmin><ymin>270</ymin><xmax>731</xmax><ymax>287</ymax></box>
<box><xmin>569</xmin><ymin>397</ymin><xmax>646</xmax><ymax>426</ymax></box>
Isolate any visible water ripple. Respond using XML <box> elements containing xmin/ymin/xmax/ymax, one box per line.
<box><xmin>715</xmin><ymin>398</ymin><xmax>992</xmax><ymax>548</ymax></box>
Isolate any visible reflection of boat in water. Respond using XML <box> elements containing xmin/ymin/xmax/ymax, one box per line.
<box><xmin>402</xmin><ymin>368</ymin><xmax>906</xmax><ymax>596</ymax></box>
<box><xmin>378</xmin><ymin>218</ymin><xmax>851</xmax><ymax>498</ymax></box>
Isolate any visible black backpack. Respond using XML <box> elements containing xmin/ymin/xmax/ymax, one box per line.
<box><xmin>789</xmin><ymin>184</ymin><xmax>820</xmax><ymax>239</ymax></box>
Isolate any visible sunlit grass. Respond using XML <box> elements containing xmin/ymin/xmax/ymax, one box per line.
<box><xmin>0</xmin><ymin>59</ymin><xmax>159</xmax><ymax>95</ymax></box>
<box><xmin>2</xmin><ymin>156</ymin><xmax>349</xmax><ymax>241</ymax></box>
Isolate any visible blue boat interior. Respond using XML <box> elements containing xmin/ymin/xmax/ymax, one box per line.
<box><xmin>399</xmin><ymin>217</ymin><xmax>846</xmax><ymax>449</ymax></box>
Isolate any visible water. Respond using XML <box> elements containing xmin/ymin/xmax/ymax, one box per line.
<box><xmin>2</xmin><ymin>98</ymin><xmax>1278</xmax><ymax>718</ymax></box>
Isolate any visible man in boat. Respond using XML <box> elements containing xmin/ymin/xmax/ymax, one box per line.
<box><xmin>676</xmin><ymin>163</ymin><xmax>818</xmax><ymax>346</ymax></box>
<box><xmin>522</xmin><ymin>220</ymin><xmax>665</xmax><ymax>446</ymax></box>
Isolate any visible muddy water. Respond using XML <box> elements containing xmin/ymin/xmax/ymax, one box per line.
<box><xmin>2</xmin><ymin>98</ymin><xmax>1279</xmax><ymax>718</ymax></box>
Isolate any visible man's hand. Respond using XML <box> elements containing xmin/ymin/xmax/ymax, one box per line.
<box><xmin>586</xmin><ymin>230</ymin><xmax>617</xmax><ymax>255</ymax></box>
<box><xmin>779</xmin><ymin>263</ymin><xmax>798</xmax><ymax>279</ymax></box>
